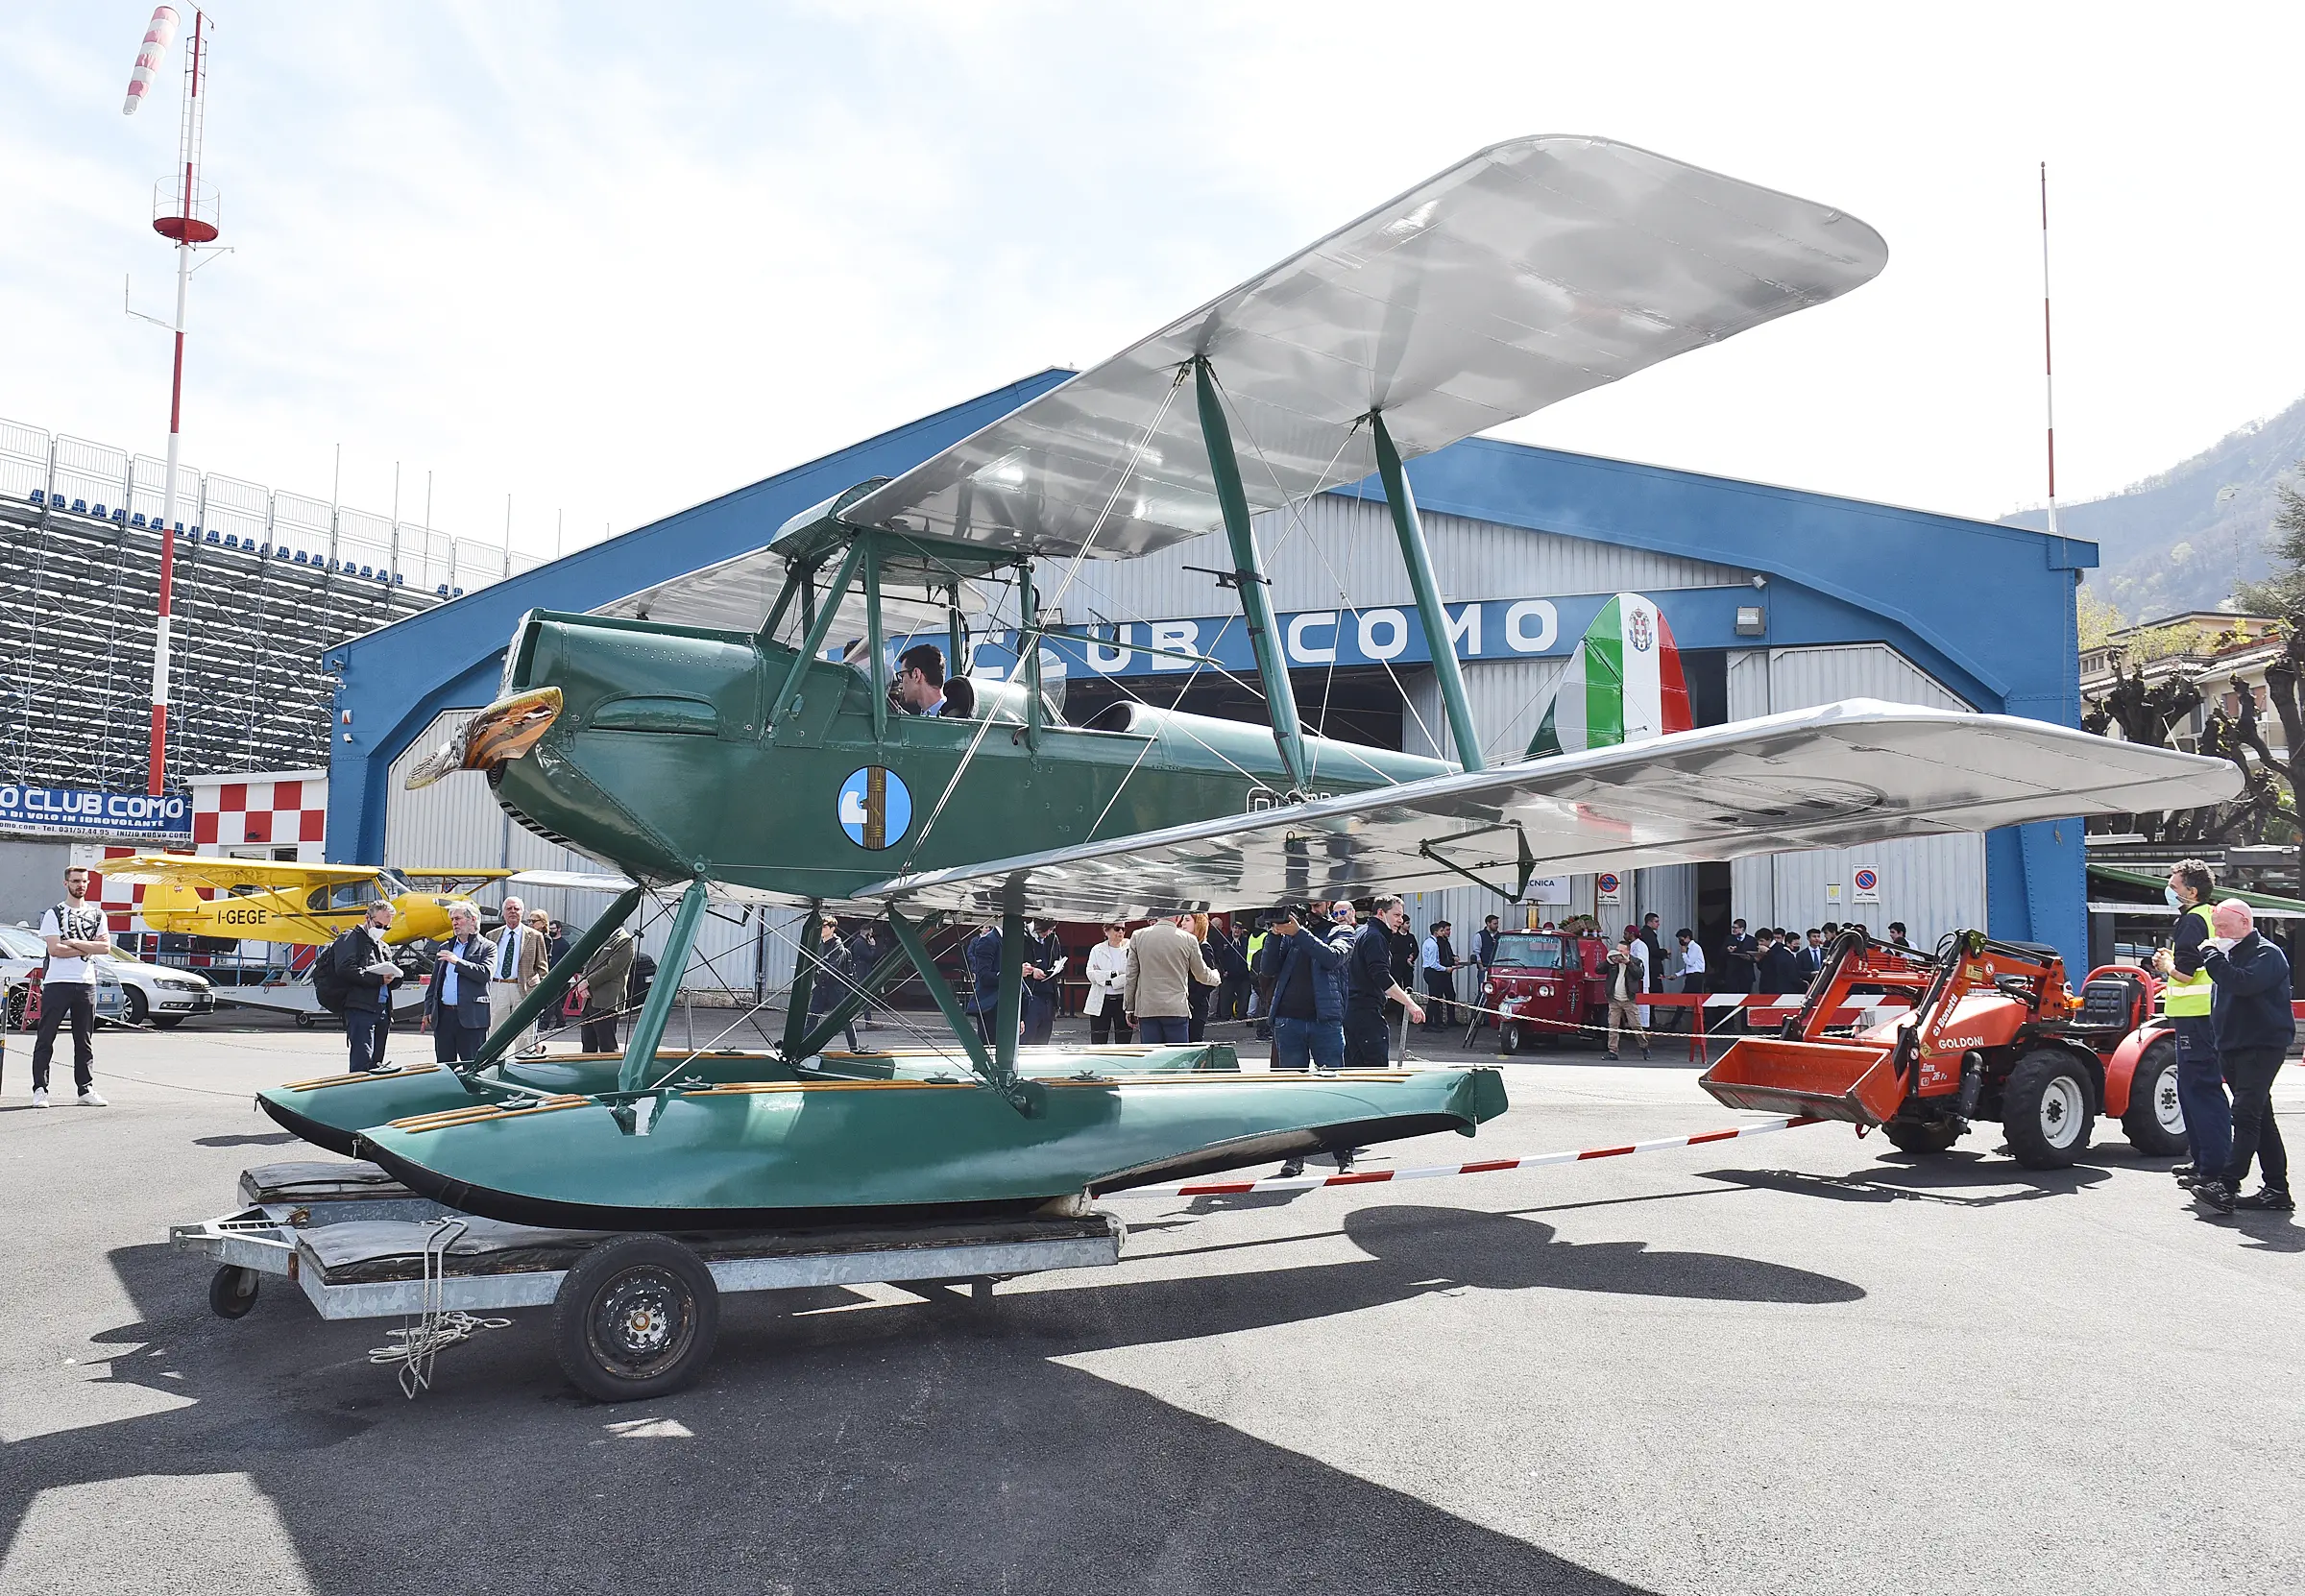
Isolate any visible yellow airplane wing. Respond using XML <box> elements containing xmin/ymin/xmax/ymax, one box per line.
<box><xmin>98</xmin><ymin>855</ymin><xmax>384</xmax><ymax>892</ymax></box>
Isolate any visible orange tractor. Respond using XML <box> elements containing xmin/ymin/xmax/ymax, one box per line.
<box><xmin>1700</xmin><ymin>931</ymin><xmax>2185</xmax><ymax>1169</ymax></box>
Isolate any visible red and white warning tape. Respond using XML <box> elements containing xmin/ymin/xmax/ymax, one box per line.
<box><xmin>1108</xmin><ymin>1113</ymin><xmax>1826</xmax><ymax>1198</ymax></box>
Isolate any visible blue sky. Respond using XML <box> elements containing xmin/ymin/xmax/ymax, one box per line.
<box><xmin>6</xmin><ymin>2</ymin><xmax>2304</xmax><ymax>562</ymax></box>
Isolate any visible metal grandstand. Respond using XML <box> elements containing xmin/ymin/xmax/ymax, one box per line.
<box><xmin>0</xmin><ymin>416</ymin><xmax>543</xmax><ymax>788</ymax></box>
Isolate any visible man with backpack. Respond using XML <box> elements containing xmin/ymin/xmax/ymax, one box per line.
<box><xmin>324</xmin><ymin>900</ymin><xmax>404</xmax><ymax>1072</ymax></box>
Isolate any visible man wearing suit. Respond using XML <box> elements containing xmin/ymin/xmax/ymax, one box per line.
<box><xmin>1124</xmin><ymin>915</ymin><xmax>1221</xmax><ymax>1046</ymax></box>
<box><xmin>1797</xmin><ymin>929</ymin><xmax>1827</xmax><ymax>980</ymax></box>
<box><xmin>486</xmin><ymin>894</ymin><xmax>549</xmax><ymax>1058</ymax></box>
<box><xmin>425</xmin><ymin>903</ymin><xmax>496</xmax><ymax>1063</ymax></box>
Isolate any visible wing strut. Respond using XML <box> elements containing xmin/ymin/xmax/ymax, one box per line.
<box><xmin>471</xmin><ymin>884</ymin><xmax>643</xmax><ymax>1074</ymax></box>
<box><xmin>1373</xmin><ymin>413</ymin><xmax>1483</xmax><ymax>772</ymax></box>
<box><xmin>618</xmin><ymin>882</ymin><xmax>709</xmax><ymax>1095</ymax></box>
<box><xmin>1196</xmin><ymin>358</ymin><xmax>1308</xmax><ymax>791</ymax></box>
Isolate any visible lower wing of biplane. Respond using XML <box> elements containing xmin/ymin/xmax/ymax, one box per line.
<box><xmin>849</xmin><ymin>701</ymin><xmax>2241</xmax><ymax>921</ymax></box>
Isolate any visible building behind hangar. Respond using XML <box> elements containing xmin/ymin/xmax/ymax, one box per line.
<box><xmin>330</xmin><ymin>369</ymin><xmax>2099</xmax><ymax>985</ymax></box>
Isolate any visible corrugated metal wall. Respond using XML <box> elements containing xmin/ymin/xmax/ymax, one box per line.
<box><xmin>1014</xmin><ymin>494</ymin><xmax>1754</xmax><ymax>634</ymax></box>
<box><xmin>384</xmin><ymin>711</ymin><xmax>793</xmax><ymax>997</ymax></box>
<box><xmin>1727</xmin><ymin>644</ymin><xmax>1985</xmax><ymax>946</ymax></box>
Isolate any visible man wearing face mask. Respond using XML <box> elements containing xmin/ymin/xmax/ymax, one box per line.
<box><xmin>2190</xmin><ymin>899</ymin><xmax>2295</xmax><ymax>1215</ymax></box>
<box><xmin>2150</xmin><ymin>858</ymin><xmax>2229</xmax><ymax>1189</ymax></box>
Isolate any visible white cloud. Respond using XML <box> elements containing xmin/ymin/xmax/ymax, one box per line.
<box><xmin>5</xmin><ymin>1</ymin><xmax>2303</xmax><ymax>560</ymax></box>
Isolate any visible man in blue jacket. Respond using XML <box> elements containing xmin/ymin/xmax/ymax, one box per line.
<box><xmin>424</xmin><ymin>903</ymin><xmax>496</xmax><ymax>1063</ymax></box>
<box><xmin>2193</xmin><ymin>900</ymin><xmax>2295</xmax><ymax>1215</ymax></box>
<box><xmin>1262</xmin><ymin>905</ymin><xmax>1354</xmax><ymax>1177</ymax></box>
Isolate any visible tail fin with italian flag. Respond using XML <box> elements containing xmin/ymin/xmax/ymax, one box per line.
<box><xmin>1526</xmin><ymin>593</ymin><xmax>1692</xmax><ymax>758</ymax></box>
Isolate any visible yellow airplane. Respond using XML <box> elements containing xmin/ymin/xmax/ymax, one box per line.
<box><xmin>101</xmin><ymin>856</ymin><xmax>516</xmax><ymax>947</ymax></box>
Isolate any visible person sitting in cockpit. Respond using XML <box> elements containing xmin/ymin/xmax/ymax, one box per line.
<box><xmin>895</xmin><ymin>643</ymin><xmax>971</xmax><ymax>717</ymax></box>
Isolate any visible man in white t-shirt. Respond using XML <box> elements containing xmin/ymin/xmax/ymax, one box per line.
<box><xmin>32</xmin><ymin>865</ymin><xmax>110</xmax><ymax>1107</ymax></box>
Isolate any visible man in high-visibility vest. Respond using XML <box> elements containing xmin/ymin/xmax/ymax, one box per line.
<box><xmin>2152</xmin><ymin>858</ymin><xmax>2229</xmax><ymax>1188</ymax></box>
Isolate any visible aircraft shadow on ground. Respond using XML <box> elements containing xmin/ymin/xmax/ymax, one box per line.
<box><xmin>192</xmin><ymin>1131</ymin><xmax>302</xmax><ymax>1149</ymax></box>
<box><xmin>1698</xmin><ymin>1149</ymin><xmax>2119</xmax><ymax>1208</ymax></box>
<box><xmin>3</xmin><ymin>1208</ymin><xmax>1862</xmax><ymax>1595</ymax></box>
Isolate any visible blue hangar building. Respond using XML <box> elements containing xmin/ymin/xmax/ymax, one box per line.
<box><xmin>329</xmin><ymin>368</ymin><xmax>2097</xmax><ymax>974</ymax></box>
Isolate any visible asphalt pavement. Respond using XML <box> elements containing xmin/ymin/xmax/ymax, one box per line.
<box><xmin>1</xmin><ymin>1013</ymin><xmax>2299</xmax><ymax>1596</ymax></box>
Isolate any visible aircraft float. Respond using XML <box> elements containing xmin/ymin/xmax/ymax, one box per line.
<box><xmin>252</xmin><ymin>136</ymin><xmax>2236</xmax><ymax>1242</ymax></box>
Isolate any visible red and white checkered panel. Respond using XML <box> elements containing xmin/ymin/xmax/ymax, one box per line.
<box><xmin>192</xmin><ymin>778</ymin><xmax>328</xmax><ymax>853</ymax></box>
<box><xmin>89</xmin><ymin>845</ymin><xmax>147</xmax><ymax>934</ymax></box>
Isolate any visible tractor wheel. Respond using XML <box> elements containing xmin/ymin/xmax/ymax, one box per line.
<box><xmin>1883</xmin><ymin>1118</ymin><xmax>1965</xmax><ymax>1155</ymax></box>
<box><xmin>553</xmin><ymin>1234</ymin><xmax>719</xmax><ymax>1403</ymax></box>
<box><xmin>2121</xmin><ymin>1036</ymin><xmax>2189</xmax><ymax>1157</ymax></box>
<box><xmin>1497</xmin><ymin>1021</ymin><xmax>1524</xmax><ymax>1055</ymax></box>
<box><xmin>2002</xmin><ymin>1049</ymin><xmax>2097</xmax><ymax>1170</ymax></box>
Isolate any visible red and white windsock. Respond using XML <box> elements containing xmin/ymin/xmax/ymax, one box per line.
<box><xmin>123</xmin><ymin>7</ymin><xmax>180</xmax><ymax>116</ymax></box>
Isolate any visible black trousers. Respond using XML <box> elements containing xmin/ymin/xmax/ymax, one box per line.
<box><xmin>1087</xmin><ymin>994</ymin><xmax>1131</xmax><ymax>1045</ymax></box>
<box><xmin>1344</xmin><ymin>1005</ymin><xmax>1390</xmax><ymax>1069</ymax></box>
<box><xmin>432</xmin><ymin>1014</ymin><xmax>488</xmax><ymax>1064</ymax></box>
<box><xmin>2220</xmin><ymin>1046</ymin><xmax>2291</xmax><ymax>1192</ymax></box>
<box><xmin>578</xmin><ymin>1014</ymin><xmax>619</xmax><ymax>1054</ymax></box>
<box><xmin>1420</xmin><ymin>969</ymin><xmax>1455</xmax><ymax>1028</ymax></box>
<box><xmin>345</xmin><ymin>1005</ymin><xmax>391</xmax><ymax>1072</ymax></box>
<box><xmin>31</xmin><ymin>980</ymin><xmax>96</xmax><ymax>1092</ymax></box>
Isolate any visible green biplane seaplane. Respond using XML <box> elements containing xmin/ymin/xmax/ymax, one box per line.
<box><xmin>258</xmin><ymin>135</ymin><xmax>2236</xmax><ymax>1236</ymax></box>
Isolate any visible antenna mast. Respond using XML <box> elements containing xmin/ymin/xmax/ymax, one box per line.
<box><xmin>2039</xmin><ymin>160</ymin><xmax>2057</xmax><ymax>539</ymax></box>
<box><xmin>125</xmin><ymin>6</ymin><xmax>219</xmax><ymax>797</ymax></box>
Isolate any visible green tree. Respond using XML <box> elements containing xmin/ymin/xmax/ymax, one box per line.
<box><xmin>2234</xmin><ymin>471</ymin><xmax>2305</xmax><ymax>613</ymax></box>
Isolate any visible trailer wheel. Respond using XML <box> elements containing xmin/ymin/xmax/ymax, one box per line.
<box><xmin>293</xmin><ymin>1011</ymin><xmax>319</xmax><ymax>1029</ymax></box>
<box><xmin>1883</xmin><ymin>1118</ymin><xmax>1964</xmax><ymax>1154</ymax></box>
<box><xmin>553</xmin><ymin>1234</ymin><xmax>719</xmax><ymax>1403</ymax></box>
<box><xmin>2002</xmin><ymin>1049</ymin><xmax>2097</xmax><ymax>1169</ymax></box>
<box><xmin>1497</xmin><ymin>1022</ymin><xmax>1524</xmax><ymax>1055</ymax></box>
<box><xmin>2121</xmin><ymin>1036</ymin><xmax>2188</xmax><ymax>1156</ymax></box>
<box><xmin>208</xmin><ymin>1265</ymin><xmax>260</xmax><ymax>1319</ymax></box>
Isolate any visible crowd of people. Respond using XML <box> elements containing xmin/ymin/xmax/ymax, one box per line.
<box><xmin>13</xmin><ymin>849</ymin><xmax>2293</xmax><ymax>1221</ymax></box>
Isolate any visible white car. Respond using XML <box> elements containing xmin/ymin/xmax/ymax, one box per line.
<box><xmin>0</xmin><ymin>923</ymin><xmax>213</xmax><ymax>1028</ymax></box>
<box><xmin>0</xmin><ymin>925</ymin><xmax>129</xmax><ymax>1029</ymax></box>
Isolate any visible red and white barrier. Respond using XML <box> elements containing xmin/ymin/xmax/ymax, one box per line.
<box><xmin>1108</xmin><ymin>1113</ymin><xmax>1825</xmax><ymax>1198</ymax></box>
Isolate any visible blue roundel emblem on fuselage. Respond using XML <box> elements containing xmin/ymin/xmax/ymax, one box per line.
<box><xmin>838</xmin><ymin>766</ymin><xmax>911</xmax><ymax>850</ymax></box>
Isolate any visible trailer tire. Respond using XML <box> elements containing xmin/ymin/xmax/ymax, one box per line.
<box><xmin>554</xmin><ymin>1234</ymin><xmax>719</xmax><ymax>1403</ymax></box>
<box><xmin>294</xmin><ymin>1011</ymin><xmax>319</xmax><ymax>1029</ymax></box>
<box><xmin>209</xmin><ymin>1265</ymin><xmax>260</xmax><ymax>1319</ymax></box>
<box><xmin>2121</xmin><ymin>1036</ymin><xmax>2188</xmax><ymax>1157</ymax></box>
<box><xmin>2002</xmin><ymin>1049</ymin><xmax>2097</xmax><ymax>1169</ymax></box>
<box><xmin>1883</xmin><ymin>1118</ymin><xmax>1964</xmax><ymax>1154</ymax></box>
<box><xmin>1497</xmin><ymin>1021</ymin><xmax>1524</xmax><ymax>1055</ymax></box>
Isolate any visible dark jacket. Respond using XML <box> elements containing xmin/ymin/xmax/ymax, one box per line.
<box><xmin>1720</xmin><ymin>933</ymin><xmax>1759</xmax><ymax>993</ymax></box>
<box><xmin>425</xmin><ymin>932</ymin><xmax>497</xmax><ymax>1028</ymax></box>
<box><xmin>1476</xmin><ymin>927</ymin><xmax>1501</xmax><ymax>967</ymax></box>
<box><xmin>1021</xmin><ymin>930</ymin><xmax>1064</xmax><ymax>1004</ymax></box>
<box><xmin>964</xmin><ymin>927</ymin><xmax>1003</xmax><ymax>1016</ymax></box>
<box><xmin>2204</xmin><ymin>931</ymin><xmax>2297</xmax><ymax>1052</ymax></box>
<box><xmin>1759</xmin><ymin>944</ymin><xmax>1807</xmax><ymax>995</ymax></box>
<box><xmin>1268</xmin><ymin>927</ymin><xmax>1347</xmax><ymax>1024</ymax></box>
<box><xmin>803</xmin><ymin>932</ymin><xmax>851</xmax><ymax>1017</ymax></box>
<box><xmin>1347</xmin><ymin>920</ymin><xmax>1396</xmax><ymax>1011</ymax></box>
<box><xmin>330</xmin><ymin>928</ymin><xmax>399</xmax><ymax>1016</ymax></box>
<box><xmin>1606</xmin><ymin>943</ymin><xmax>1645</xmax><ymax>1001</ymax></box>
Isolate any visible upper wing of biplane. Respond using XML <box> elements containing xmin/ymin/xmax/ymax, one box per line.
<box><xmin>397</xmin><ymin>867</ymin><xmax>518</xmax><ymax>889</ymax></box>
<box><xmin>97</xmin><ymin>855</ymin><xmax>384</xmax><ymax>892</ymax></box>
<box><xmin>848</xmin><ymin>703</ymin><xmax>2239</xmax><ymax>921</ymax></box>
<box><xmin>831</xmin><ymin>134</ymin><xmax>1887</xmax><ymax>561</ymax></box>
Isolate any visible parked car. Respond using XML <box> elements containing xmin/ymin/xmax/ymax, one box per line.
<box><xmin>0</xmin><ymin>931</ymin><xmax>129</xmax><ymax>1029</ymax></box>
<box><xmin>0</xmin><ymin>923</ymin><xmax>210</xmax><ymax>1028</ymax></box>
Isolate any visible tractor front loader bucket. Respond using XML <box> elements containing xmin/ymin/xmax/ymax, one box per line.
<box><xmin>1699</xmin><ymin>1037</ymin><xmax>1905</xmax><ymax>1126</ymax></box>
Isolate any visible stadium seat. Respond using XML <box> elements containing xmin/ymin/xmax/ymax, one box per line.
<box><xmin>71</xmin><ymin>498</ymin><xmax>88</xmax><ymax>515</ymax></box>
<box><xmin>273</xmin><ymin>545</ymin><xmax>286</xmax><ymax>559</ymax></box>
<box><xmin>90</xmin><ymin>502</ymin><xmax>108</xmax><ymax>519</ymax></box>
<box><xmin>28</xmin><ymin>489</ymin><xmax>43</xmax><ymax>505</ymax></box>
<box><xmin>392</xmin><ymin>572</ymin><xmax>403</xmax><ymax>586</ymax></box>
<box><xmin>451</xmin><ymin>587</ymin><xmax>465</xmax><ymax>597</ymax></box>
<box><xmin>222</xmin><ymin>534</ymin><xmax>236</xmax><ymax>549</ymax></box>
<box><xmin>130</xmin><ymin>512</ymin><xmax>147</xmax><ymax>528</ymax></box>
<box><xmin>188</xmin><ymin>524</ymin><xmax>201</xmax><ymax>538</ymax></box>
<box><xmin>293</xmin><ymin>550</ymin><xmax>308</xmax><ymax>564</ymax></box>
<box><xmin>205</xmin><ymin>530</ymin><xmax>220</xmax><ymax>544</ymax></box>
<box><xmin>436</xmin><ymin>584</ymin><xmax>449</xmax><ymax>596</ymax></box>
<box><xmin>110</xmin><ymin>507</ymin><xmax>126</xmax><ymax>523</ymax></box>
